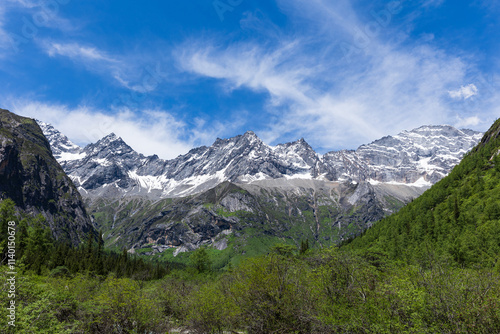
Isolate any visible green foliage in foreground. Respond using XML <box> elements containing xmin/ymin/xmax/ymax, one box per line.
<box><xmin>2</xmin><ymin>248</ymin><xmax>500</xmax><ymax>333</ymax></box>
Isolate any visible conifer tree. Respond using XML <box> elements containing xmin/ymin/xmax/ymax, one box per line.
<box><xmin>299</xmin><ymin>239</ymin><xmax>309</xmax><ymax>255</ymax></box>
<box><xmin>22</xmin><ymin>214</ymin><xmax>53</xmax><ymax>274</ymax></box>
<box><xmin>454</xmin><ymin>196</ymin><xmax>460</xmax><ymax>223</ymax></box>
<box><xmin>16</xmin><ymin>219</ymin><xmax>29</xmax><ymax>262</ymax></box>
<box><xmin>95</xmin><ymin>230</ymin><xmax>105</xmax><ymax>275</ymax></box>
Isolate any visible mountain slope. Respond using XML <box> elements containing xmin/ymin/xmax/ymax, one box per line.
<box><xmin>36</xmin><ymin>121</ymin><xmax>84</xmax><ymax>161</ymax></box>
<box><xmin>347</xmin><ymin>119</ymin><xmax>500</xmax><ymax>267</ymax></box>
<box><xmin>88</xmin><ymin>178</ymin><xmax>427</xmax><ymax>254</ymax></box>
<box><xmin>36</xmin><ymin>122</ymin><xmax>483</xmax><ymax>254</ymax></box>
<box><xmin>40</xmin><ymin>124</ymin><xmax>482</xmax><ymax>199</ymax></box>
<box><xmin>0</xmin><ymin>109</ymin><xmax>96</xmax><ymax>245</ymax></box>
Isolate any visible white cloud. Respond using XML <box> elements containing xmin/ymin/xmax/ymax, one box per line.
<box><xmin>41</xmin><ymin>40</ymin><xmax>173</xmax><ymax>93</ymax></box>
<box><xmin>4</xmin><ymin>0</ymin><xmax>39</xmax><ymax>9</ymax></box>
<box><xmin>0</xmin><ymin>0</ymin><xmax>82</xmax><ymax>59</ymax></box>
<box><xmin>448</xmin><ymin>84</ymin><xmax>479</xmax><ymax>100</ymax></box>
<box><xmin>175</xmin><ymin>0</ymin><xmax>500</xmax><ymax>150</ymax></box>
<box><xmin>0</xmin><ymin>4</ymin><xmax>11</xmax><ymax>54</ymax></box>
<box><xmin>3</xmin><ymin>0</ymin><xmax>80</xmax><ymax>32</ymax></box>
<box><xmin>178</xmin><ymin>32</ymin><xmax>469</xmax><ymax>150</ymax></box>
<box><xmin>5</xmin><ymin>100</ymin><xmax>241</xmax><ymax>159</ymax></box>
<box><xmin>179</xmin><ymin>41</ymin><xmax>312</xmax><ymax>105</ymax></box>
<box><xmin>454</xmin><ymin>116</ymin><xmax>481</xmax><ymax>128</ymax></box>
<box><xmin>4</xmin><ymin>0</ymin><xmax>78</xmax><ymax>30</ymax></box>
<box><xmin>421</xmin><ymin>0</ymin><xmax>445</xmax><ymax>8</ymax></box>
<box><xmin>46</xmin><ymin>42</ymin><xmax>116</xmax><ymax>62</ymax></box>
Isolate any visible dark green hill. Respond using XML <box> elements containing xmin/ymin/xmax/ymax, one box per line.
<box><xmin>0</xmin><ymin>108</ymin><xmax>96</xmax><ymax>245</ymax></box>
<box><xmin>347</xmin><ymin>118</ymin><xmax>500</xmax><ymax>267</ymax></box>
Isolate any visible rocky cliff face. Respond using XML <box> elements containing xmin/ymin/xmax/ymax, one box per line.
<box><xmin>37</xmin><ymin>121</ymin><xmax>482</xmax><ymax>253</ymax></box>
<box><xmin>91</xmin><ymin>179</ymin><xmax>424</xmax><ymax>255</ymax></box>
<box><xmin>39</xmin><ymin>124</ymin><xmax>483</xmax><ymax>200</ymax></box>
<box><xmin>0</xmin><ymin>110</ymin><xmax>95</xmax><ymax>245</ymax></box>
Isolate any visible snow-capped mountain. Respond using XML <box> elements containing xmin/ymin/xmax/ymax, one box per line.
<box><xmin>38</xmin><ymin>122</ymin><xmax>483</xmax><ymax>200</ymax></box>
<box><xmin>322</xmin><ymin>125</ymin><xmax>483</xmax><ymax>185</ymax></box>
<box><xmin>37</xmin><ymin>121</ymin><xmax>85</xmax><ymax>161</ymax></box>
<box><xmin>36</xmin><ymin>121</ymin><xmax>484</xmax><ymax>252</ymax></box>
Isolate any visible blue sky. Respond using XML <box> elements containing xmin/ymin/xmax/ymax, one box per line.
<box><xmin>0</xmin><ymin>0</ymin><xmax>499</xmax><ymax>159</ymax></box>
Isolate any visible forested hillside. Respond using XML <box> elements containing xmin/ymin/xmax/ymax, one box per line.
<box><xmin>347</xmin><ymin>118</ymin><xmax>500</xmax><ymax>267</ymax></box>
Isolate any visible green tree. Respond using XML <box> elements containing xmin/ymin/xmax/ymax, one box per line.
<box><xmin>494</xmin><ymin>153</ymin><xmax>500</xmax><ymax>173</ymax></box>
<box><xmin>21</xmin><ymin>214</ymin><xmax>53</xmax><ymax>274</ymax></box>
<box><xmin>95</xmin><ymin>230</ymin><xmax>105</xmax><ymax>275</ymax></box>
<box><xmin>299</xmin><ymin>239</ymin><xmax>310</xmax><ymax>255</ymax></box>
<box><xmin>190</xmin><ymin>247</ymin><xmax>211</xmax><ymax>273</ymax></box>
<box><xmin>453</xmin><ymin>196</ymin><xmax>460</xmax><ymax>222</ymax></box>
<box><xmin>271</xmin><ymin>243</ymin><xmax>296</xmax><ymax>257</ymax></box>
<box><xmin>16</xmin><ymin>219</ymin><xmax>29</xmax><ymax>263</ymax></box>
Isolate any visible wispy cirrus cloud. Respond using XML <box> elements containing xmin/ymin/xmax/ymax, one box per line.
<box><xmin>421</xmin><ymin>0</ymin><xmax>445</xmax><ymax>8</ymax></box>
<box><xmin>177</xmin><ymin>0</ymin><xmax>489</xmax><ymax>150</ymax></box>
<box><xmin>0</xmin><ymin>0</ymin><xmax>83</xmax><ymax>58</ymax></box>
<box><xmin>1</xmin><ymin>1</ymin><xmax>171</xmax><ymax>102</ymax></box>
<box><xmin>175</xmin><ymin>5</ymin><xmax>454</xmax><ymax>147</ymax></box>
<box><xmin>0</xmin><ymin>5</ymin><xmax>9</xmax><ymax>53</ymax></box>
<box><xmin>4</xmin><ymin>0</ymin><xmax>39</xmax><ymax>9</ymax></box>
<box><xmin>179</xmin><ymin>40</ymin><xmax>313</xmax><ymax>105</ymax></box>
<box><xmin>40</xmin><ymin>40</ymin><xmax>173</xmax><ymax>94</ymax></box>
<box><xmin>4</xmin><ymin>0</ymin><xmax>80</xmax><ymax>31</ymax></box>
<box><xmin>45</xmin><ymin>42</ymin><xmax>115</xmax><ymax>62</ymax></box>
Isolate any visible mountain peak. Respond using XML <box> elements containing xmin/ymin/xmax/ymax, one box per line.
<box><xmin>94</xmin><ymin>133</ymin><xmax>130</xmax><ymax>148</ymax></box>
<box><xmin>241</xmin><ymin>130</ymin><xmax>263</xmax><ymax>145</ymax></box>
<box><xmin>472</xmin><ymin>118</ymin><xmax>500</xmax><ymax>153</ymax></box>
<box><xmin>84</xmin><ymin>133</ymin><xmax>136</xmax><ymax>158</ymax></box>
<box><xmin>295</xmin><ymin>137</ymin><xmax>311</xmax><ymax>146</ymax></box>
<box><xmin>35</xmin><ymin>120</ymin><xmax>82</xmax><ymax>159</ymax></box>
<box><xmin>102</xmin><ymin>132</ymin><xmax>119</xmax><ymax>141</ymax></box>
<box><xmin>404</xmin><ymin>124</ymin><xmax>475</xmax><ymax>138</ymax></box>
<box><xmin>35</xmin><ymin>119</ymin><xmax>49</xmax><ymax>127</ymax></box>
<box><xmin>213</xmin><ymin>131</ymin><xmax>263</xmax><ymax>148</ymax></box>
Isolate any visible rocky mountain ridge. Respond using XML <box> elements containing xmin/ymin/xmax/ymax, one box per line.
<box><xmin>35</xmin><ymin>121</ymin><xmax>483</xmax><ymax>254</ymax></box>
<box><xmin>37</xmin><ymin>122</ymin><xmax>483</xmax><ymax>200</ymax></box>
<box><xmin>0</xmin><ymin>110</ymin><xmax>95</xmax><ymax>245</ymax></box>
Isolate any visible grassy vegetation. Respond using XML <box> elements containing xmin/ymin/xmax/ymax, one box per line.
<box><xmin>2</xmin><ymin>246</ymin><xmax>500</xmax><ymax>333</ymax></box>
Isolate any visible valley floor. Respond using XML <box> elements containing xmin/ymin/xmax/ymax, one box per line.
<box><xmin>2</xmin><ymin>246</ymin><xmax>500</xmax><ymax>334</ymax></box>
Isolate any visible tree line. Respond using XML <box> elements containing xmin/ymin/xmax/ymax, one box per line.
<box><xmin>0</xmin><ymin>198</ymin><xmax>169</xmax><ymax>280</ymax></box>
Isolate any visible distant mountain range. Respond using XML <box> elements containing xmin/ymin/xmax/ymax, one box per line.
<box><xmin>34</xmin><ymin>121</ymin><xmax>483</xmax><ymax>255</ymax></box>
<box><xmin>38</xmin><ymin>122</ymin><xmax>482</xmax><ymax>200</ymax></box>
